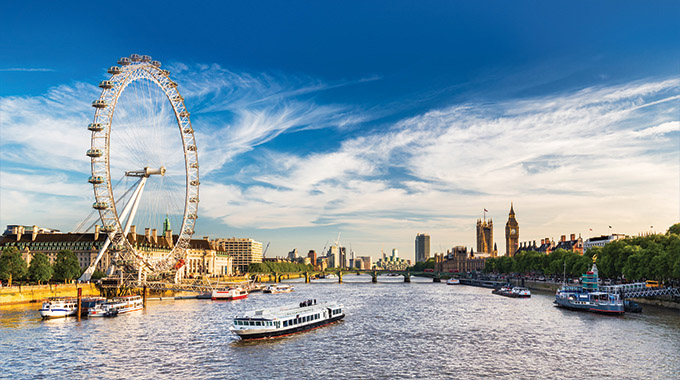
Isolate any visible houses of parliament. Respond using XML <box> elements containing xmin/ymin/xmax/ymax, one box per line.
<box><xmin>476</xmin><ymin>203</ymin><xmax>519</xmax><ymax>257</ymax></box>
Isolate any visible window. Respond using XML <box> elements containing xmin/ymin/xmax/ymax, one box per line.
<box><xmin>284</xmin><ymin>321</ymin><xmax>288</xmax><ymax>327</ymax></box>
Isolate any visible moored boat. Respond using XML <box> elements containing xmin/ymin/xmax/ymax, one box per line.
<box><xmin>88</xmin><ymin>295</ymin><xmax>144</xmax><ymax>317</ymax></box>
<box><xmin>263</xmin><ymin>284</ymin><xmax>295</xmax><ymax>294</ymax></box>
<box><xmin>39</xmin><ymin>297</ymin><xmax>78</xmax><ymax>319</ymax></box>
<box><xmin>211</xmin><ymin>287</ymin><xmax>248</xmax><ymax>301</ymax></box>
<box><xmin>554</xmin><ymin>262</ymin><xmax>624</xmax><ymax>314</ymax></box>
<box><xmin>446</xmin><ymin>278</ymin><xmax>460</xmax><ymax>285</ymax></box>
<box><xmin>511</xmin><ymin>287</ymin><xmax>531</xmax><ymax>298</ymax></box>
<box><xmin>230</xmin><ymin>300</ymin><xmax>344</xmax><ymax>340</ymax></box>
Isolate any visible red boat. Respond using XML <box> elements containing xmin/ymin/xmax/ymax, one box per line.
<box><xmin>211</xmin><ymin>287</ymin><xmax>249</xmax><ymax>301</ymax></box>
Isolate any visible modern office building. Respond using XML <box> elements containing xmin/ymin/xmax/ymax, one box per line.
<box><xmin>415</xmin><ymin>233</ymin><xmax>430</xmax><ymax>263</ymax></box>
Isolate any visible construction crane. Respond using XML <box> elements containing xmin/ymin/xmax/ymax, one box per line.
<box><xmin>263</xmin><ymin>242</ymin><xmax>270</xmax><ymax>258</ymax></box>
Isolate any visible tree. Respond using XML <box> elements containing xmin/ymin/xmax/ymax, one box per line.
<box><xmin>667</xmin><ymin>223</ymin><xmax>680</xmax><ymax>236</ymax></box>
<box><xmin>52</xmin><ymin>250</ymin><xmax>81</xmax><ymax>283</ymax></box>
<box><xmin>28</xmin><ymin>252</ymin><xmax>53</xmax><ymax>284</ymax></box>
<box><xmin>91</xmin><ymin>270</ymin><xmax>106</xmax><ymax>280</ymax></box>
<box><xmin>0</xmin><ymin>247</ymin><xmax>28</xmax><ymax>286</ymax></box>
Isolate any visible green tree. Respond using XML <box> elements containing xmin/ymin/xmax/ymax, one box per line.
<box><xmin>52</xmin><ymin>250</ymin><xmax>81</xmax><ymax>283</ymax></box>
<box><xmin>28</xmin><ymin>252</ymin><xmax>53</xmax><ymax>284</ymax></box>
<box><xmin>0</xmin><ymin>247</ymin><xmax>28</xmax><ymax>286</ymax></box>
<box><xmin>91</xmin><ymin>270</ymin><xmax>106</xmax><ymax>280</ymax></box>
<box><xmin>667</xmin><ymin>223</ymin><xmax>680</xmax><ymax>236</ymax></box>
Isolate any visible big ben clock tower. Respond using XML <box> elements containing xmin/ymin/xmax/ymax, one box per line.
<box><xmin>505</xmin><ymin>203</ymin><xmax>519</xmax><ymax>257</ymax></box>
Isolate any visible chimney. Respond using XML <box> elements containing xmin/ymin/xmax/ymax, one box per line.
<box><xmin>16</xmin><ymin>226</ymin><xmax>24</xmax><ymax>241</ymax></box>
<box><xmin>145</xmin><ymin>228</ymin><xmax>151</xmax><ymax>243</ymax></box>
<box><xmin>32</xmin><ymin>225</ymin><xmax>38</xmax><ymax>241</ymax></box>
<box><xmin>561</xmin><ymin>235</ymin><xmax>566</xmax><ymax>242</ymax></box>
<box><xmin>151</xmin><ymin>229</ymin><xmax>158</xmax><ymax>244</ymax></box>
<box><xmin>540</xmin><ymin>239</ymin><xmax>544</xmax><ymax>245</ymax></box>
<box><xmin>570</xmin><ymin>233</ymin><xmax>575</xmax><ymax>241</ymax></box>
<box><xmin>165</xmin><ymin>229</ymin><xmax>172</xmax><ymax>246</ymax></box>
<box><xmin>203</xmin><ymin>236</ymin><xmax>209</xmax><ymax>241</ymax></box>
<box><xmin>94</xmin><ymin>225</ymin><xmax>100</xmax><ymax>241</ymax></box>
<box><xmin>533</xmin><ymin>240</ymin><xmax>536</xmax><ymax>247</ymax></box>
<box><xmin>130</xmin><ymin>225</ymin><xmax>137</xmax><ymax>244</ymax></box>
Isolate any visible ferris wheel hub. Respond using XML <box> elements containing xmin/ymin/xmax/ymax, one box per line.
<box><xmin>125</xmin><ymin>166</ymin><xmax>166</xmax><ymax>178</ymax></box>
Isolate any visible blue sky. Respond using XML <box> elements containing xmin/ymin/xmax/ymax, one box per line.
<box><xmin>1</xmin><ymin>1</ymin><xmax>679</xmax><ymax>261</ymax></box>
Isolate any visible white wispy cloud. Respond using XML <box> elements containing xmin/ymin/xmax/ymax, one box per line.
<box><xmin>0</xmin><ymin>68</ymin><xmax>55</xmax><ymax>72</ymax></box>
<box><xmin>200</xmin><ymin>78</ymin><xmax>680</xmax><ymax>252</ymax></box>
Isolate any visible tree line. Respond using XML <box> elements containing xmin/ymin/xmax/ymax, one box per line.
<box><xmin>484</xmin><ymin>223</ymin><xmax>680</xmax><ymax>283</ymax></box>
<box><xmin>0</xmin><ymin>247</ymin><xmax>105</xmax><ymax>286</ymax></box>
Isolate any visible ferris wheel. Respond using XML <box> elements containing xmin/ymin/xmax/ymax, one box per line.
<box><xmin>80</xmin><ymin>54</ymin><xmax>199</xmax><ymax>282</ymax></box>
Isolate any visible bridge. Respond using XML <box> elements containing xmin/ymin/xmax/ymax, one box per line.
<box><xmin>250</xmin><ymin>269</ymin><xmax>453</xmax><ymax>284</ymax></box>
<box><xmin>600</xmin><ymin>283</ymin><xmax>680</xmax><ymax>299</ymax></box>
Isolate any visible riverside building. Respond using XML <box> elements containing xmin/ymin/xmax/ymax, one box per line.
<box><xmin>0</xmin><ymin>225</ymin><xmax>233</xmax><ymax>278</ymax></box>
<box><xmin>415</xmin><ymin>233</ymin><xmax>431</xmax><ymax>263</ymax></box>
<box><xmin>211</xmin><ymin>237</ymin><xmax>263</xmax><ymax>274</ymax></box>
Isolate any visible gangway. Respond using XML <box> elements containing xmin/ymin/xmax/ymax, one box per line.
<box><xmin>601</xmin><ymin>283</ymin><xmax>680</xmax><ymax>299</ymax></box>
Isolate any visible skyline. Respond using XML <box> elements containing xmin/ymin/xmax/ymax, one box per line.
<box><xmin>1</xmin><ymin>2</ymin><xmax>679</xmax><ymax>261</ymax></box>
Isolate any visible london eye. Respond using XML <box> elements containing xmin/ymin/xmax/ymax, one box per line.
<box><xmin>80</xmin><ymin>54</ymin><xmax>199</xmax><ymax>282</ymax></box>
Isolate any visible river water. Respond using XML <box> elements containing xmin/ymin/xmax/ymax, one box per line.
<box><xmin>2</xmin><ymin>275</ymin><xmax>679</xmax><ymax>379</ymax></box>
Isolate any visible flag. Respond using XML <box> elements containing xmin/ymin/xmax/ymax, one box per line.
<box><xmin>484</xmin><ymin>208</ymin><xmax>488</xmax><ymax>212</ymax></box>
<box><xmin>589</xmin><ymin>228</ymin><xmax>592</xmax><ymax>231</ymax></box>
<box><xmin>609</xmin><ymin>226</ymin><xmax>612</xmax><ymax>228</ymax></box>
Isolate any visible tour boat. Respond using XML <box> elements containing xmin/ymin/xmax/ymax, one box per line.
<box><xmin>211</xmin><ymin>287</ymin><xmax>248</xmax><ymax>301</ymax></box>
<box><xmin>554</xmin><ymin>263</ymin><xmax>624</xmax><ymax>314</ymax></box>
<box><xmin>230</xmin><ymin>300</ymin><xmax>344</xmax><ymax>340</ymax></box>
<box><xmin>39</xmin><ymin>297</ymin><xmax>78</xmax><ymax>319</ymax></box>
<box><xmin>446</xmin><ymin>278</ymin><xmax>460</xmax><ymax>285</ymax></box>
<box><xmin>263</xmin><ymin>284</ymin><xmax>295</xmax><ymax>294</ymax></box>
<box><xmin>80</xmin><ymin>297</ymin><xmax>106</xmax><ymax>316</ymax></box>
<box><xmin>88</xmin><ymin>295</ymin><xmax>144</xmax><ymax>317</ymax></box>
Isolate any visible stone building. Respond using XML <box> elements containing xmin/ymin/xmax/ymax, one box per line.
<box><xmin>0</xmin><ymin>225</ymin><xmax>232</xmax><ymax>278</ymax></box>
<box><xmin>211</xmin><ymin>237</ymin><xmax>263</xmax><ymax>274</ymax></box>
<box><xmin>433</xmin><ymin>246</ymin><xmax>487</xmax><ymax>273</ymax></box>
<box><xmin>505</xmin><ymin>203</ymin><xmax>519</xmax><ymax>257</ymax></box>
<box><xmin>476</xmin><ymin>218</ymin><xmax>496</xmax><ymax>256</ymax></box>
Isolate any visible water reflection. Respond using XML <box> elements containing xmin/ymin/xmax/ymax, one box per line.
<box><xmin>1</xmin><ymin>276</ymin><xmax>679</xmax><ymax>380</ymax></box>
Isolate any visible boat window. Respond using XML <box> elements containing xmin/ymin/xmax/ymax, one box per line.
<box><xmin>283</xmin><ymin>321</ymin><xmax>288</xmax><ymax>327</ymax></box>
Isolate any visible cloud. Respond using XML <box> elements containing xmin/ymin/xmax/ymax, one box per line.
<box><xmin>200</xmin><ymin>78</ymin><xmax>680</xmax><ymax>250</ymax></box>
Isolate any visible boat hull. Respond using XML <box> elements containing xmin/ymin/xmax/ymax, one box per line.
<box><xmin>234</xmin><ymin>314</ymin><xmax>345</xmax><ymax>340</ymax></box>
<box><xmin>554</xmin><ymin>298</ymin><xmax>624</xmax><ymax>314</ymax></box>
<box><xmin>212</xmin><ymin>293</ymin><xmax>248</xmax><ymax>301</ymax></box>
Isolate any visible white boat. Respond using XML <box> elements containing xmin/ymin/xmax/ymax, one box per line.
<box><xmin>211</xmin><ymin>287</ymin><xmax>248</xmax><ymax>301</ymax></box>
<box><xmin>230</xmin><ymin>300</ymin><xmax>344</xmax><ymax>340</ymax></box>
<box><xmin>446</xmin><ymin>278</ymin><xmax>460</xmax><ymax>285</ymax></box>
<box><xmin>39</xmin><ymin>297</ymin><xmax>78</xmax><ymax>319</ymax></box>
<box><xmin>511</xmin><ymin>287</ymin><xmax>531</xmax><ymax>298</ymax></box>
<box><xmin>88</xmin><ymin>295</ymin><xmax>144</xmax><ymax>317</ymax></box>
<box><xmin>325</xmin><ymin>274</ymin><xmax>337</xmax><ymax>279</ymax></box>
<box><xmin>263</xmin><ymin>284</ymin><xmax>295</xmax><ymax>294</ymax></box>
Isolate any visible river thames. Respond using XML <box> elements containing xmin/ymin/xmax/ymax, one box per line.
<box><xmin>2</xmin><ymin>275</ymin><xmax>679</xmax><ymax>379</ymax></box>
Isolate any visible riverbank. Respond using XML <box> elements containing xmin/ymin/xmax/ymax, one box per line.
<box><xmin>0</xmin><ymin>283</ymin><xmax>100</xmax><ymax>305</ymax></box>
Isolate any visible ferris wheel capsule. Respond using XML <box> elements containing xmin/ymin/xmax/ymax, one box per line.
<box><xmin>92</xmin><ymin>100</ymin><xmax>108</xmax><ymax>108</ymax></box>
<box><xmin>86</xmin><ymin>148</ymin><xmax>103</xmax><ymax>157</ymax></box>
<box><xmin>100</xmin><ymin>225</ymin><xmax>116</xmax><ymax>233</ymax></box>
<box><xmin>118</xmin><ymin>57</ymin><xmax>131</xmax><ymax>65</ymax></box>
<box><xmin>130</xmin><ymin>53</ymin><xmax>142</xmax><ymax>62</ymax></box>
<box><xmin>98</xmin><ymin>80</ymin><xmax>114</xmax><ymax>89</ymax></box>
<box><xmin>151</xmin><ymin>60</ymin><xmax>161</xmax><ymax>67</ymax></box>
<box><xmin>107</xmin><ymin>66</ymin><xmax>121</xmax><ymax>75</ymax></box>
<box><xmin>141</xmin><ymin>55</ymin><xmax>152</xmax><ymax>62</ymax></box>
<box><xmin>88</xmin><ymin>176</ymin><xmax>105</xmax><ymax>184</ymax></box>
<box><xmin>88</xmin><ymin>123</ymin><xmax>104</xmax><ymax>132</ymax></box>
<box><xmin>92</xmin><ymin>201</ymin><xmax>109</xmax><ymax>210</ymax></box>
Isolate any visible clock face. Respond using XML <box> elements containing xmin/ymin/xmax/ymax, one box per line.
<box><xmin>511</xmin><ymin>229</ymin><xmax>516</xmax><ymax>235</ymax></box>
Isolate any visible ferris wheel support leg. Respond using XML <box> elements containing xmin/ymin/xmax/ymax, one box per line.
<box><xmin>79</xmin><ymin>178</ymin><xmax>147</xmax><ymax>282</ymax></box>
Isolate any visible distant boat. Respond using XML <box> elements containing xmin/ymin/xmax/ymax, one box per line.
<box><xmin>88</xmin><ymin>295</ymin><xmax>143</xmax><ymax>317</ymax></box>
<box><xmin>263</xmin><ymin>284</ymin><xmax>294</xmax><ymax>294</ymax></box>
<box><xmin>446</xmin><ymin>278</ymin><xmax>460</xmax><ymax>285</ymax></box>
<box><xmin>230</xmin><ymin>301</ymin><xmax>344</xmax><ymax>340</ymax></box>
<box><xmin>211</xmin><ymin>287</ymin><xmax>248</xmax><ymax>301</ymax></box>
